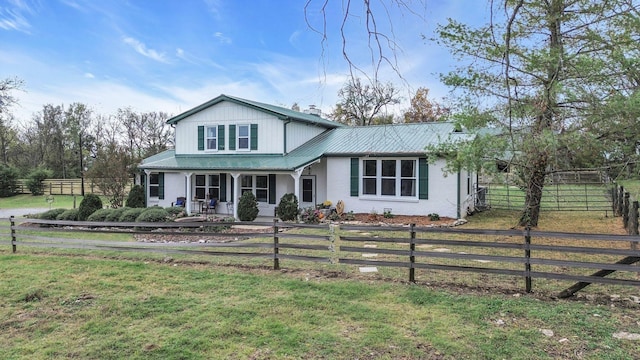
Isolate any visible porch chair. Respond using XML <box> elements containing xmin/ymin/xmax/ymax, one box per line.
<box><xmin>201</xmin><ymin>197</ymin><xmax>217</xmax><ymax>214</ymax></box>
<box><xmin>172</xmin><ymin>197</ymin><xmax>186</xmax><ymax>207</ymax></box>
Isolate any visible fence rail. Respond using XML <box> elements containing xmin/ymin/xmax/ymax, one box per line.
<box><xmin>15</xmin><ymin>178</ymin><xmax>134</xmax><ymax>196</ymax></box>
<box><xmin>2</xmin><ymin>217</ymin><xmax>638</xmax><ymax>295</ymax></box>
<box><xmin>480</xmin><ymin>182</ymin><xmax>612</xmax><ymax>212</ymax></box>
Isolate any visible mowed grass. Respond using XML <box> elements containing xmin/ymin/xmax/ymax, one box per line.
<box><xmin>1</xmin><ymin>253</ymin><xmax>639</xmax><ymax>360</ymax></box>
<box><xmin>0</xmin><ymin>194</ymin><xmax>102</xmax><ymax>210</ymax></box>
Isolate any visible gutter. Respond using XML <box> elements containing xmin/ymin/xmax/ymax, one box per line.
<box><xmin>457</xmin><ymin>169</ymin><xmax>461</xmax><ymax>219</ymax></box>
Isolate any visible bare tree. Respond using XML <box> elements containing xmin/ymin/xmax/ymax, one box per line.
<box><xmin>330</xmin><ymin>77</ymin><xmax>400</xmax><ymax>126</ymax></box>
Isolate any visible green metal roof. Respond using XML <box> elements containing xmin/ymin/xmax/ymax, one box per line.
<box><xmin>288</xmin><ymin>122</ymin><xmax>474</xmax><ymax>157</ymax></box>
<box><xmin>166</xmin><ymin>94</ymin><xmax>343</xmax><ymax>129</ymax></box>
<box><xmin>140</xmin><ymin>122</ymin><xmax>474</xmax><ymax>172</ymax></box>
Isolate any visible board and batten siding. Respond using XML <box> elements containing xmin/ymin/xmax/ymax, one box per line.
<box><xmin>174</xmin><ymin>101</ymin><xmax>284</xmax><ymax>155</ymax></box>
<box><xmin>325</xmin><ymin>157</ymin><xmax>462</xmax><ymax>218</ymax></box>
<box><xmin>285</xmin><ymin>121</ymin><xmax>327</xmax><ymax>153</ymax></box>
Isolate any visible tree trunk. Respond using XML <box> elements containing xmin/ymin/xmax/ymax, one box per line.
<box><xmin>519</xmin><ymin>157</ymin><xmax>547</xmax><ymax>227</ymax></box>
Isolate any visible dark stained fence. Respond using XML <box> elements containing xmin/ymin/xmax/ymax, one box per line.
<box><xmin>15</xmin><ymin>178</ymin><xmax>133</xmax><ymax>196</ymax></box>
<box><xmin>2</xmin><ymin>217</ymin><xmax>638</xmax><ymax>295</ymax></box>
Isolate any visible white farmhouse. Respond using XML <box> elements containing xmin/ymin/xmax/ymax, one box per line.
<box><xmin>139</xmin><ymin>94</ymin><xmax>477</xmax><ymax>219</ymax></box>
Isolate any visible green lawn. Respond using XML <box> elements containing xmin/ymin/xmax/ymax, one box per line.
<box><xmin>1</xmin><ymin>253</ymin><xmax>638</xmax><ymax>360</ymax></box>
<box><xmin>0</xmin><ymin>194</ymin><xmax>89</xmax><ymax>209</ymax></box>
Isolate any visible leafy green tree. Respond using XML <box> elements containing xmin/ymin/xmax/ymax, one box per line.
<box><xmin>433</xmin><ymin>0</ymin><xmax>640</xmax><ymax>226</ymax></box>
<box><xmin>0</xmin><ymin>164</ymin><xmax>19</xmax><ymax>197</ymax></box>
<box><xmin>26</xmin><ymin>168</ymin><xmax>52</xmax><ymax>196</ymax></box>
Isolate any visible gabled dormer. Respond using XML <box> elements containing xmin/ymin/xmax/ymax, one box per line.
<box><xmin>167</xmin><ymin>94</ymin><xmax>342</xmax><ymax>156</ymax></box>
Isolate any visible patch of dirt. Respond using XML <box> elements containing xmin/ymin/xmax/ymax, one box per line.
<box><xmin>346</xmin><ymin>213</ymin><xmax>456</xmax><ymax>227</ymax></box>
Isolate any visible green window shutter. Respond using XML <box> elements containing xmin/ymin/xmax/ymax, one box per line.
<box><xmin>141</xmin><ymin>173</ymin><xmax>147</xmax><ymax>207</ymax></box>
<box><xmin>418</xmin><ymin>158</ymin><xmax>428</xmax><ymax>199</ymax></box>
<box><xmin>250</xmin><ymin>124</ymin><xmax>258</xmax><ymax>150</ymax></box>
<box><xmin>219</xmin><ymin>173</ymin><xmax>227</xmax><ymax>202</ymax></box>
<box><xmin>158</xmin><ymin>172</ymin><xmax>165</xmax><ymax>200</ymax></box>
<box><xmin>229</xmin><ymin>125</ymin><xmax>236</xmax><ymax>150</ymax></box>
<box><xmin>197</xmin><ymin>126</ymin><xmax>204</xmax><ymax>150</ymax></box>
<box><xmin>350</xmin><ymin>158</ymin><xmax>359</xmax><ymax>197</ymax></box>
<box><xmin>218</xmin><ymin>125</ymin><xmax>225</xmax><ymax>150</ymax></box>
<box><xmin>268</xmin><ymin>174</ymin><xmax>276</xmax><ymax>204</ymax></box>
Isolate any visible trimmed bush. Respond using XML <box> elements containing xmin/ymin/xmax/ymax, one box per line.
<box><xmin>165</xmin><ymin>206</ymin><xmax>186</xmax><ymax>217</ymax></box>
<box><xmin>56</xmin><ymin>209</ymin><xmax>79</xmax><ymax>221</ymax></box>
<box><xmin>108</xmin><ymin>208</ymin><xmax>129</xmax><ymax>221</ymax></box>
<box><xmin>105</xmin><ymin>207</ymin><xmax>129</xmax><ymax>222</ymax></box>
<box><xmin>276</xmin><ymin>193</ymin><xmax>299</xmax><ymax>221</ymax></box>
<box><xmin>136</xmin><ymin>207</ymin><xmax>170</xmax><ymax>223</ymax></box>
<box><xmin>25</xmin><ymin>168</ymin><xmax>52</xmax><ymax>196</ymax></box>
<box><xmin>78</xmin><ymin>194</ymin><xmax>103</xmax><ymax>221</ymax></box>
<box><xmin>37</xmin><ymin>208</ymin><xmax>67</xmax><ymax>220</ymax></box>
<box><xmin>237</xmin><ymin>191</ymin><xmax>259</xmax><ymax>221</ymax></box>
<box><xmin>87</xmin><ymin>208</ymin><xmax>113</xmax><ymax>222</ymax></box>
<box><xmin>125</xmin><ymin>185</ymin><xmax>146</xmax><ymax>208</ymax></box>
<box><xmin>119</xmin><ymin>208</ymin><xmax>145</xmax><ymax>223</ymax></box>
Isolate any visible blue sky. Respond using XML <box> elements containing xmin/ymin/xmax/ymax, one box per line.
<box><xmin>1</xmin><ymin>0</ymin><xmax>488</xmax><ymax>123</ymax></box>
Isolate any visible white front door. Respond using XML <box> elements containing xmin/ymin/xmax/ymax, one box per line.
<box><xmin>300</xmin><ymin>175</ymin><xmax>315</xmax><ymax>208</ymax></box>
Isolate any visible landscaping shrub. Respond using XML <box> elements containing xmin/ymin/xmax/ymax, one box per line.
<box><xmin>0</xmin><ymin>164</ymin><xmax>19</xmax><ymax>197</ymax></box>
<box><xmin>300</xmin><ymin>207</ymin><xmax>320</xmax><ymax>224</ymax></box>
<box><xmin>78</xmin><ymin>194</ymin><xmax>103</xmax><ymax>221</ymax></box>
<box><xmin>276</xmin><ymin>193</ymin><xmax>299</xmax><ymax>221</ymax></box>
<box><xmin>25</xmin><ymin>168</ymin><xmax>52</xmax><ymax>196</ymax></box>
<box><xmin>105</xmin><ymin>207</ymin><xmax>129</xmax><ymax>222</ymax></box>
<box><xmin>428</xmin><ymin>213</ymin><xmax>440</xmax><ymax>221</ymax></box>
<box><xmin>135</xmin><ymin>207</ymin><xmax>170</xmax><ymax>223</ymax></box>
<box><xmin>125</xmin><ymin>185</ymin><xmax>146</xmax><ymax>208</ymax></box>
<box><xmin>237</xmin><ymin>191</ymin><xmax>259</xmax><ymax>221</ymax></box>
<box><xmin>37</xmin><ymin>208</ymin><xmax>67</xmax><ymax>220</ymax></box>
<box><xmin>56</xmin><ymin>209</ymin><xmax>79</xmax><ymax>221</ymax></box>
<box><xmin>165</xmin><ymin>206</ymin><xmax>186</xmax><ymax>217</ymax></box>
<box><xmin>119</xmin><ymin>208</ymin><xmax>145</xmax><ymax>223</ymax></box>
<box><xmin>87</xmin><ymin>208</ymin><xmax>113</xmax><ymax>222</ymax></box>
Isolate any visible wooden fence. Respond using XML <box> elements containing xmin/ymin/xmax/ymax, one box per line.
<box><xmin>15</xmin><ymin>178</ymin><xmax>134</xmax><ymax>196</ymax></box>
<box><xmin>613</xmin><ymin>184</ymin><xmax>639</xmax><ymax>237</ymax></box>
<box><xmin>2</xmin><ymin>217</ymin><xmax>638</xmax><ymax>295</ymax></box>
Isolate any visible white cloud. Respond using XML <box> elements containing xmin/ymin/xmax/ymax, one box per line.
<box><xmin>84</xmin><ymin>72</ymin><xmax>95</xmax><ymax>78</ymax></box>
<box><xmin>123</xmin><ymin>36</ymin><xmax>169</xmax><ymax>63</ymax></box>
<box><xmin>214</xmin><ymin>32</ymin><xmax>232</xmax><ymax>44</ymax></box>
<box><xmin>0</xmin><ymin>0</ymin><xmax>34</xmax><ymax>33</ymax></box>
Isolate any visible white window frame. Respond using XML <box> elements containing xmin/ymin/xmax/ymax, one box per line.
<box><xmin>195</xmin><ymin>174</ymin><xmax>221</xmax><ymax>200</ymax></box>
<box><xmin>360</xmin><ymin>158</ymin><xmax>417</xmax><ymax>199</ymax></box>
<box><xmin>237</xmin><ymin>124</ymin><xmax>250</xmax><ymax>151</ymax></box>
<box><xmin>205</xmin><ymin>125</ymin><xmax>218</xmax><ymax>151</ymax></box>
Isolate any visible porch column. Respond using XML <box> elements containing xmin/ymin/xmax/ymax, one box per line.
<box><xmin>230</xmin><ymin>172</ymin><xmax>240</xmax><ymax>220</ymax></box>
<box><xmin>184</xmin><ymin>172</ymin><xmax>193</xmax><ymax>215</ymax></box>
<box><xmin>144</xmin><ymin>170</ymin><xmax>151</xmax><ymax>207</ymax></box>
<box><xmin>291</xmin><ymin>168</ymin><xmax>303</xmax><ymax>203</ymax></box>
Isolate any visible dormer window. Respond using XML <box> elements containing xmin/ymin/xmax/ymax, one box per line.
<box><xmin>238</xmin><ymin>125</ymin><xmax>249</xmax><ymax>150</ymax></box>
<box><xmin>206</xmin><ymin>126</ymin><xmax>217</xmax><ymax>150</ymax></box>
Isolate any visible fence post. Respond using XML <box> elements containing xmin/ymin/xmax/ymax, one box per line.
<box><xmin>524</xmin><ymin>227</ymin><xmax>532</xmax><ymax>293</ymax></box>
<box><xmin>623</xmin><ymin>192</ymin><xmax>630</xmax><ymax>232</ymax></box>
<box><xmin>273</xmin><ymin>219</ymin><xmax>280</xmax><ymax>270</ymax></box>
<box><xmin>631</xmin><ymin>202</ymin><xmax>639</xmax><ymax>250</ymax></box>
<box><xmin>409</xmin><ymin>224</ymin><xmax>416</xmax><ymax>283</ymax></box>
<box><xmin>618</xmin><ymin>186</ymin><xmax>624</xmax><ymax>216</ymax></box>
<box><xmin>49</xmin><ymin>182</ymin><xmax>53</xmax><ymax>195</ymax></box>
<box><xmin>10</xmin><ymin>216</ymin><xmax>16</xmax><ymax>253</ymax></box>
<box><xmin>329</xmin><ymin>223</ymin><xmax>338</xmax><ymax>264</ymax></box>
<box><xmin>612</xmin><ymin>185</ymin><xmax>618</xmax><ymax>215</ymax></box>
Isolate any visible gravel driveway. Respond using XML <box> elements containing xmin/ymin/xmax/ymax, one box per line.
<box><xmin>0</xmin><ymin>208</ymin><xmax>49</xmax><ymax>219</ymax></box>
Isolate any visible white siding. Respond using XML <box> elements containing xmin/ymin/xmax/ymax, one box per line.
<box><xmin>325</xmin><ymin>157</ymin><xmax>463</xmax><ymax>218</ymax></box>
<box><xmin>174</xmin><ymin>101</ymin><xmax>284</xmax><ymax>154</ymax></box>
<box><xmin>285</xmin><ymin>121</ymin><xmax>326</xmax><ymax>152</ymax></box>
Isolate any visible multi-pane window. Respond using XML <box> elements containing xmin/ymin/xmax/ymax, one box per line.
<box><xmin>238</xmin><ymin>125</ymin><xmax>249</xmax><ymax>150</ymax></box>
<box><xmin>195</xmin><ymin>175</ymin><xmax>207</xmax><ymax>199</ymax></box>
<box><xmin>206</xmin><ymin>126</ymin><xmax>217</xmax><ymax>150</ymax></box>
<box><xmin>194</xmin><ymin>174</ymin><xmax>221</xmax><ymax>199</ymax></box>
<box><xmin>240</xmin><ymin>175</ymin><xmax>269</xmax><ymax>203</ymax></box>
<box><xmin>362</xmin><ymin>160</ymin><xmax>377</xmax><ymax>195</ymax></box>
<box><xmin>361</xmin><ymin>159</ymin><xmax>417</xmax><ymax>198</ymax></box>
<box><xmin>149</xmin><ymin>173</ymin><xmax>159</xmax><ymax>197</ymax></box>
